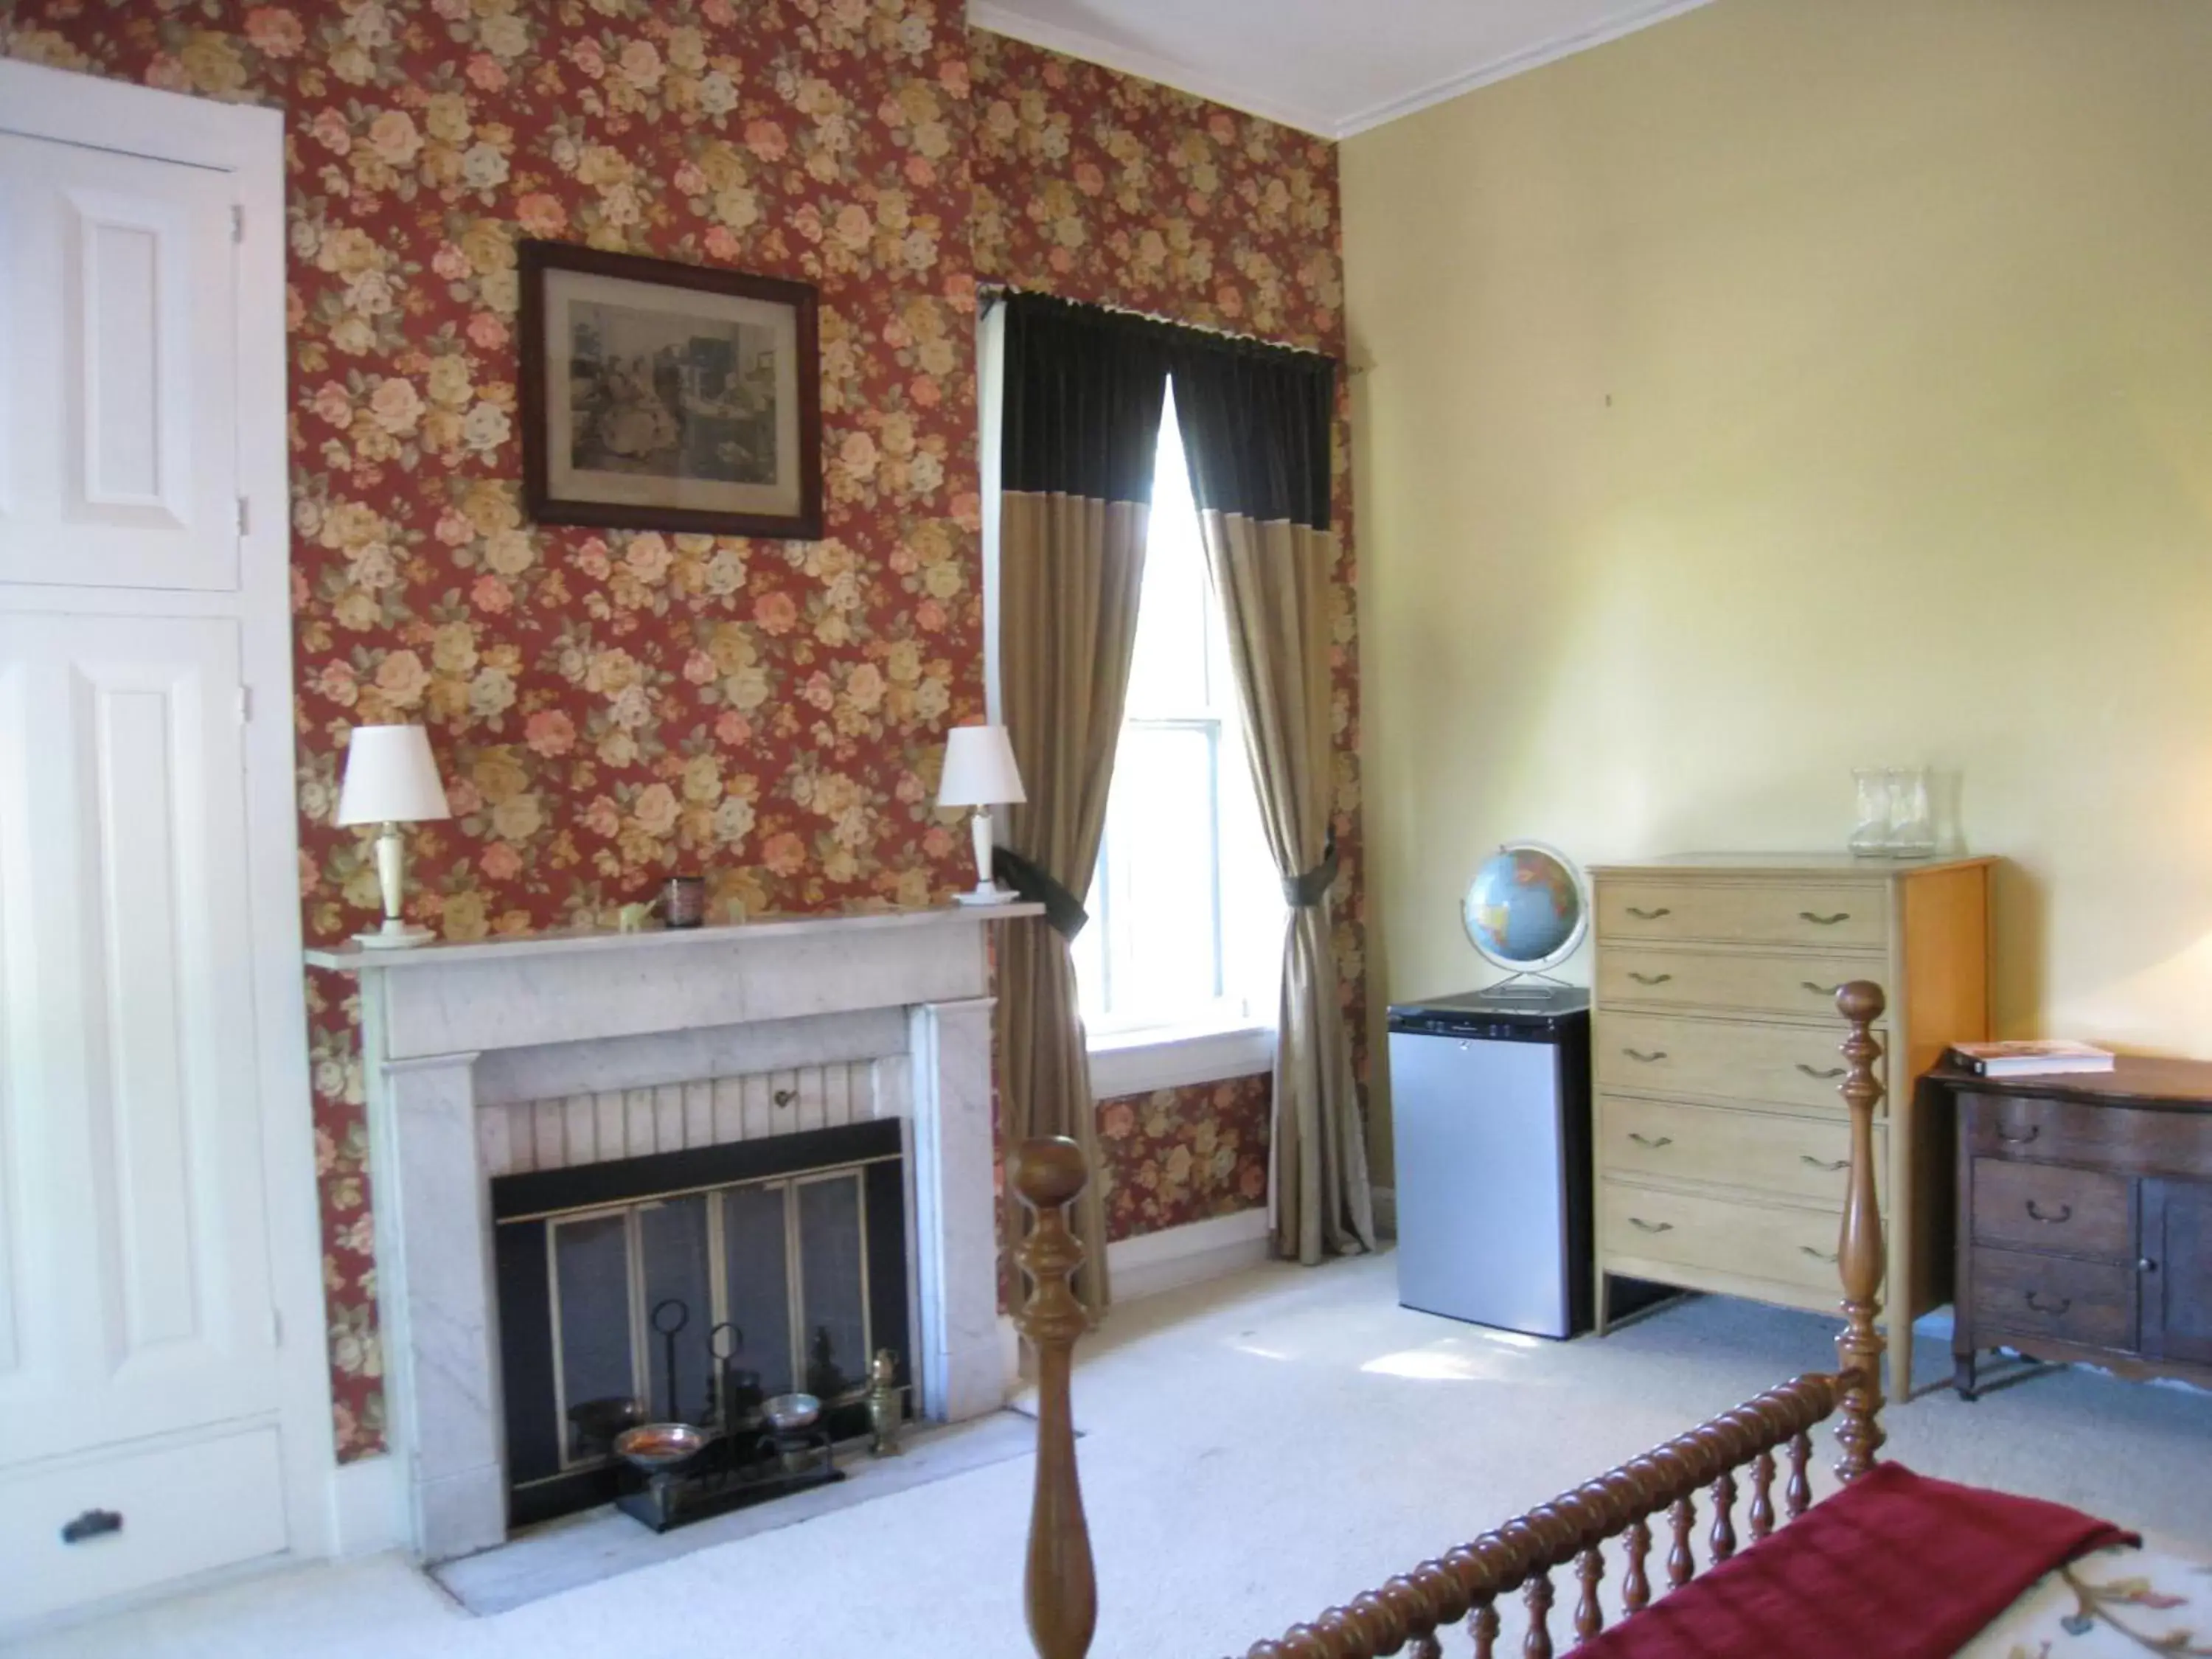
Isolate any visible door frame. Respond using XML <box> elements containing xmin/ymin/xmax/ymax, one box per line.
<box><xmin>0</xmin><ymin>59</ymin><xmax>342</xmax><ymax>1562</ymax></box>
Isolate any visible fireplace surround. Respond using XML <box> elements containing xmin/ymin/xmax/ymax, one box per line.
<box><xmin>307</xmin><ymin>904</ymin><xmax>1037</xmax><ymax>1563</ymax></box>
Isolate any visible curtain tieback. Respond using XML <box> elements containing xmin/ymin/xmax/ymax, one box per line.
<box><xmin>992</xmin><ymin>846</ymin><xmax>1089</xmax><ymax>940</ymax></box>
<box><xmin>1281</xmin><ymin>830</ymin><xmax>1338</xmax><ymax>909</ymax></box>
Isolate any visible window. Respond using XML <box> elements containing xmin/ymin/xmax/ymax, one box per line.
<box><xmin>1068</xmin><ymin>385</ymin><xmax>1283</xmax><ymax>1063</ymax></box>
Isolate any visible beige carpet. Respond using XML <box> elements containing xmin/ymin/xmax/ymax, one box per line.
<box><xmin>26</xmin><ymin>1251</ymin><xmax>2211</xmax><ymax>1658</ymax></box>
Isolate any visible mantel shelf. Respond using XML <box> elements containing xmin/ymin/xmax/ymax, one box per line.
<box><xmin>304</xmin><ymin>900</ymin><xmax>1043</xmax><ymax>973</ymax></box>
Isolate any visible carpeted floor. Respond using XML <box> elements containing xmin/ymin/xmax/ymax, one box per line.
<box><xmin>26</xmin><ymin>1251</ymin><xmax>2211</xmax><ymax>1658</ymax></box>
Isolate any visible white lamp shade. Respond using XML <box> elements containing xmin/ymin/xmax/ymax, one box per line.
<box><xmin>937</xmin><ymin>724</ymin><xmax>1026</xmax><ymax>808</ymax></box>
<box><xmin>335</xmin><ymin>725</ymin><xmax>452</xmax><ymax>826</ymax></box>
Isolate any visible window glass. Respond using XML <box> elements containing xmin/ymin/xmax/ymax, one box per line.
<box><xmin>1073</xmin><ymin>383</ymin><xmax>1282</xmax><ymax>1038</ymax></box>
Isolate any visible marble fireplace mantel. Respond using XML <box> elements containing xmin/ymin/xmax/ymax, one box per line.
<box><xmin>307</xmin><ymin>903</ymin><xmax>1039</xmax><ymax>1563</ymax></box>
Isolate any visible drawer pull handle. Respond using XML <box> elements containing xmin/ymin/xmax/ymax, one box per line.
<box><xmin>1801</xmin><ymin>981</ymin><xmax>1844</xmax><ymax>998</ymax></box>
<box><xmin>1795</xmin><ymin>1063</ymin><xmax>1846</xmax><ymax>1079</ymax></box>
<box><xmin>773</xmin><ymin>1088</ymin><xmax>797</xmax><ymax>1108</ymax></box>
<box><xmin>2025</xmin><ymin>1199</ymin><xmax>2073</xmax><ymax>1225</ymax></box>
<box><xmin>1800</xmin><ymin>1155</ymin><xmax>1849</xmax><ymax>1173</ymax></box>
<box><xmin>1628</xmin><ymin>1217</ymin><xmax>1674</xmax><ymax>1234</ymax></box>
<box><xmin>1799</xmin><ymin>1245</ymin><xmax>1839</xmax><ymax>1265</ymax></box>
<box><xmin>2138</xmin><ymin>1257</ymin><xmax>2159</xmax><ymax>1273</ymax></box>
<box><xmin>2023</xmin><ymin>1290</ymin><xmax>2072</xmax><ymax>1317</ymax></box>
<box><xmin>1995</xmin><ymin>1125</ymin><xmax>2040</xmax><ymax>1145</ymax></box>
<box><xmin>61</xmin><ymin>1509</ymin><xmax>122</xmax><ymax>1545</ymax></box>
<box><xmin>1623</xmin><ymin>1048</ymin><xmax>1669</xmax><ymax>1063</ymax></box>
<box><xmin>1627</xmin><ymin>1132</ymin><xmax>1674</xmax><ymax>1149</ymax></box>
<box><xmin>1627</xmin><ymin>971</ymin><xmax>1674</xmax><ymax>986</ymax></box>
<box><xmin>1799</xmin><ymin>911</ymin><xmax>1851</xmax><ymax>925</ymax></box>
<box><xmin>1625</xmin><ymin>906</ymin><xmax>1673</xmax><ymax>920</ymax></box>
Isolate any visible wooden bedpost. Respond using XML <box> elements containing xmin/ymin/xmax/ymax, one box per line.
<box><xmin>1832</xmin><ymin>981</ymin><xmax>1889</xmax><ymax>1484</ymax></box>
<box><xmin>1012</xmin><ymin>1136</ymin><xmax>1097</xmax><ymax>1659</ymax></box>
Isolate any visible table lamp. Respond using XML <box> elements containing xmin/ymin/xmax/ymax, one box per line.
<box><xmin>937</xmin><ymin>724</ymin><xmax>1026</xmax><ymax>905</ymax></box>
<box><xmin>335</xmin><ymin>723</ymin><xmax>453</xmax><ymax>948</ymax></box>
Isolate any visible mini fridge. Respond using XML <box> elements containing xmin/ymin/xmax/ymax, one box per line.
<box><xmin>1388</xmin><ymin>986</ymin><xmax>1593</xmax><ymax>1338</ymax></box>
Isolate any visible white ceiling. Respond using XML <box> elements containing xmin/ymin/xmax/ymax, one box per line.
<box><xmin>968</xmin><ymin>0</ymin><xmax>1714</xmax><ymax>139</ymax></box>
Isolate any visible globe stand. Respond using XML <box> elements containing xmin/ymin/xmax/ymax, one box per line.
<box><xmin>1482</xmin><ymin>969</ymin><xmax>1576</xmax><ymax>998</ymax></box>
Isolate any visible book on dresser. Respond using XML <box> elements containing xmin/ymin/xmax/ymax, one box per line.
<box><xmin>1587</xmin><ymin>852</ymin><xmax>1997</xmax><ymax>1395</ymax></box>
<box><xmin>1948</xmin><ymin>1039</ymin><xmax>2114</xmax><ymax>1078</ymax></box>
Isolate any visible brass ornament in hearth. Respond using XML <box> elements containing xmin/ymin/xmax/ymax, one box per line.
<box><xmin>866</xmin><ymin>1348</ymin><xmax>905</xmax><ymax>1457</ymax></box>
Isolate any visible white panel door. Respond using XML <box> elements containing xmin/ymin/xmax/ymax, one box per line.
<box><xmin>0</xmin><ymin>133</ymin><xmax>239</xmax><ymax>590</ymax></box>
<box><xmin>0</xmin><ymin>613</ymin><xmax>279</xmax><ymax>1466</ymax></box>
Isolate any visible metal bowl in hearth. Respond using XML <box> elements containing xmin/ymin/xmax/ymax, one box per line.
<box><xmin>613</xmin><ymin>1422</ymin><xmax>709</xmax><ymax>1472</ymax></box>
<box><xmin>759</xmin><ymin>1392</ymin><xmax>821</xmax><ymax>1433</ymax></box>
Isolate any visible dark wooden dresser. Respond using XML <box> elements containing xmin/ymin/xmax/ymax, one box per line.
<box><xmin>1946</xmin><ymin>1058</ymin><xmax>2212</xmax><ymax>1398</ymax></box>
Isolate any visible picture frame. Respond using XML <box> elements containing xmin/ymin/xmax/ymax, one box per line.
<box><xmin>518</xmin><ymin>241</ymin><xmax>823</xmax><ymax>540</ymax></box>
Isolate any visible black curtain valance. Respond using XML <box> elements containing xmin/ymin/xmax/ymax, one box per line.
<box><xmin>995</xmin><ymin>289</ymin><xmax>1336</xmax><ymax>527</ymax></box>
<box><xmin>999</xmin><ymin>293</ymin><xmax>1171</xmax><ymax>504</ymax></box>
<box><xmin>1171</xmin><ymin>342</ymin><xmax>1334</xmax><ymax>532</ymax></box>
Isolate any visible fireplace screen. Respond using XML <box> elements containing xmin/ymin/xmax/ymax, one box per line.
<box><xmin>493</xmin><ymin>1119</ymin><xmax>909</xmax><ymax>1526</ymax></box>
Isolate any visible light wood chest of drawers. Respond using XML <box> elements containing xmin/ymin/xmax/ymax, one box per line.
<box><xmin>1590</xmin><ymin>853</ymin><xmax>1994</xmax><ymax>1393</ymax></box>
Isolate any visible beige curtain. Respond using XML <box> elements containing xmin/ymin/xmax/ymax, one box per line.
<box><xmin>991</xmin><ymin>293</ymin><xmax>1171</xmax><ymax>1312</ymax></box>
<box><xmin>996</xmin><ymin>495</ymin><xmax>1149</xmax><ymax>1312</ymax></box>
<box><xmin>1201</xmin><ymin>511</ymin><xmax>1374</xmax><ymax>1262</ymax></box>
<box><xmin>1174</xmin><ymin>344</ymin><xmax>1374</xmax><ymax>1265</ymax></box>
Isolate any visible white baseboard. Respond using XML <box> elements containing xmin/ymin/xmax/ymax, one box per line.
<box><xmin>1107</xmin><ymin>1208</ymin><xmax>1271</xmax><ymax>1302</ymax></box>
<box><xmin>328</xmin><ymin>1453</ymin><xmax>403</xmax><ymax>1557</ymax></box>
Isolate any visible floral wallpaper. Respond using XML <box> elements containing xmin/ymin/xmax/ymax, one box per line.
<box><xmin>1097</xmin><ymin>1077</ymin><xmax>1271</xmax><ymax>1242</ymax></box>
<box><xmin>970</xmin><ymin>32</ymin><xmax>1368</xmax><ymax>1234</ymax></box>
<box><xmin>1</xmin><ymin>4</ymin><xmax>1362</xmax><ymax>1459</ymax></box>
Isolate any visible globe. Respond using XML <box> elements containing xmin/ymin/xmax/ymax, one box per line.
<box><xmin>1462</xmin><ymin>843</ymin><xmax>1587</xmax><ymax>971</ymax></box>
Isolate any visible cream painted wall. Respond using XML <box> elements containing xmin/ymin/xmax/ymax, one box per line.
<box><xmin>1344</xmin><ymin>1</ymin><xmax>2212</xmax><ymax>1172</ymax></box>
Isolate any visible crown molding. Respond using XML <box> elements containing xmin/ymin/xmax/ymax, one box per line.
<box><xmin>967</xmin><ymin>1</ymin><xmax>1340</xmax><ymax>139</ymax></box>
<box><xmin>1333</xmin><ymin>0</ymin><xmax>1715</xmax><ymax>137</ymax></box>
<box><xmin>971</xmin><ymin>0</ymin><xmax>1715</xmax><ymax>141</ymax></box>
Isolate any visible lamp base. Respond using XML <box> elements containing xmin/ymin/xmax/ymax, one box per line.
<box><xmin>953</xmin><ymin>883</ymin><xmax>1018</xmax><ymax>908</ymax></box>
<box><xmin>353</xmin><ymin>919</ymin><xmax>435</xmax><ymax>950</ymax></box>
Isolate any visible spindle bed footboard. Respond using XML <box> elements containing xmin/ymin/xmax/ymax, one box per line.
<box><xmin>1006</xmin><ymin>981</ymin><xmax>1893</xmax><ymax>1659</ymax></box>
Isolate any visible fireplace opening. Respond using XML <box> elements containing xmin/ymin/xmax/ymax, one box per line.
<box><xmin>492</xmin><ymin>1119</ymin><xmax>911</xmax><ymax>1528</ymax></box>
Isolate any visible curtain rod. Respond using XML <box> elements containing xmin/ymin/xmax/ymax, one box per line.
<box><xmin>976</xmin><ymin>282</ymin><xmax>1348</xmax><ymax>372</ymax></box>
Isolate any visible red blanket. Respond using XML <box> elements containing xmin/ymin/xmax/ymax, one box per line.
<box><xmin>1572</xmin><ymin>1462</ymin><xmax>2135</xmax><ymax>1659</ymax></box>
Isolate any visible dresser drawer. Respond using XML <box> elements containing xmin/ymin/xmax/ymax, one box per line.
<box><xmin>1601</xmin><ymin>1096</ymin><xmax>1886</xmax><ymax>1204</ymax></box>
<box><xmin>1599</xmin><ymin>880</ymin><xmax>1888</xmax><ymax>950</ymax></box>
<box><xmin>1602</xmin><ymin>1182</ymin><xmax>1860</xmax><ymax>1296</ymax></box>
<box><xmin>1970</xmin><ymin>1158</ymin><xmax>2133</xmax><ymax>1259</ymax></box>
<box><xmin>1597</xmin><ymin>945</ymin><xmax>1882</xmax><ymax>1020</ymax></box>
<box><xmin>1970</xmin><ymin>1246</ymin><xmax>2137</xmax><ymax>1352</ymax></box>
<box><xmin>1596</xmin><ymin>1013</ymin><xmax>1887</xmax><ymax>1113</ymax></box>
<box><xmin>1966</xmin><ymin>1093</ymin><xmax>2212</xmax><ymax>1177</ymax></box>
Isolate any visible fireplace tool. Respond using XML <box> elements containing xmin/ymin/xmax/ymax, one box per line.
<box><xmin>706</xmin><ymin>1321</ymin><xmax>763</xmax><ymax>1434</ymax></box>
<box><xmin>611</xmin><ymin>1298</ymin><xmax>844</xmax><ymax>1533</ymax></box>
<box><xmin>611</xmin><ymin>1298</ymin><xmax>709</xmax><ymax>1488</ymax></box>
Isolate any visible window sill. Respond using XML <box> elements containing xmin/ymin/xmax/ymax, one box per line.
<box><xmin>1088</xmin><ymin>1020</ymin><xmax>1274</xmax><ymax>1101</ymax></box>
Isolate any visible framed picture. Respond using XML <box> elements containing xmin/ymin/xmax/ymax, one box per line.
<box><xmin>519</xmin><ymin>241</ymin><xmax>822</xmax><ymax>540</ymax></box>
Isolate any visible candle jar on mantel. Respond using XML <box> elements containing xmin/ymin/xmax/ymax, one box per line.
<box><xmin>1885</xmin><ymin>767</ymin><xmax>1936</xmax><ymax>858</ymax></box>
<box><xmin>1848</xmin><ymin>768</ymin><xmax>1891</xmax><ymax>857</ymax></box>
<box><xmin>661</xmin><ymin>874</ymin><xmax>706</xmax><ymax>928</ymax></box>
